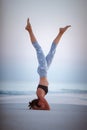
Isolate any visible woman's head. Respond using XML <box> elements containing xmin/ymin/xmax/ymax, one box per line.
<box><xmin>29</xmin><ymin>99</ymin><xmax>41</xmax><ymax>109</ymax></box>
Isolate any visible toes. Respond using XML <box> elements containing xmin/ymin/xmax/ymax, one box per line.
<box><xmin>27</xmin><ymin>18</ymin><xmax>29</xmax><ymax>24</ymax></box>
<box><xmin>66</xmin><ymin>25</ymin><xmax>71</xmax><ymax>28</ymax></box>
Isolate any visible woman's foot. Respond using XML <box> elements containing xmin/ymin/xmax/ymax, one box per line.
<box><xmin>59</xmin><ymin>25</ymin><xmax>71</xmax><ymax>34</ymax></box>
<box><xmin>25</xmin><ymin>18</ymin><xmax>32</xmax><ymax>32</ymax></box>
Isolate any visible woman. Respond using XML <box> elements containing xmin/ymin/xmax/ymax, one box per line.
<box><xmin>25</xmin><ymin>18</ymin><xmax>71</xmax><ymax>110</ymax></box>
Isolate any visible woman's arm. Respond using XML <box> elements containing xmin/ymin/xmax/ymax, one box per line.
<box><xmin>32</xmin><ymin>97</ymin><xmax>50</xmax><ymax>110</ymax></box>
<box><xmin>40</xmin><ymin>97</ymin><xmax>50</xmax><ymax>110</ymax></box>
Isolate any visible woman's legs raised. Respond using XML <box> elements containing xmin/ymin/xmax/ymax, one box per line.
<box><xmin>25</xmin><ymin>19</ymin><xmax>71</xmax><ymax>76</ymax></box>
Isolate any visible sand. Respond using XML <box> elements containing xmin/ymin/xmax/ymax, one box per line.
<box><xmin>0</xmin><ymin>95</ymin><xmax>87</xmax><ymax>130</ymax></box>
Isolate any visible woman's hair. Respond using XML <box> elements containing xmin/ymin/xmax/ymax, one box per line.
<box><xmin>28</xmin><ymin>99</ymin><xmax>41</xmax><ymax>109</ymax></box>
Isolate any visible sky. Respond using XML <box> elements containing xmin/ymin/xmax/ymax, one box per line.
<box><xmin>0</xmin><ymin>0</ymin><xmax>87</xmax><ymax>84</ymax></box>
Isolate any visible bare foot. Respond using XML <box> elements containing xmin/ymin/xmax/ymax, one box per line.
<box><xmin>25</xmin><ymin>18</ymin><xmax>32</xmax><ymax>32</ymax></box>
<box><xmin>59</xmin><ymin>25</ymin><xmax>71</xmax><ymax>34</ymax></box>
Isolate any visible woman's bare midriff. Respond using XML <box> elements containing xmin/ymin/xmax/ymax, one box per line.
<box><xmin>39</xmin><ymin>77</ymin><xmax>49</xmax><ymax>86</ymax></box>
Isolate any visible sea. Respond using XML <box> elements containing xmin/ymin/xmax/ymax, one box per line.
<box><xmin>0</xmin><ymin>82</ymin><xmax>87</xmax><ymax>105</ymax></box>
<box><xmin>0</xmin><ymin>81</ymin><xmax>87</xmax><ymax>95</ymax></box>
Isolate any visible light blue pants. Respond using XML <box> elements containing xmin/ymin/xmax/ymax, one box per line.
<box><xmin>32</xmin><ymin>42</ymin><xmax>57</xmax><ymax>77</ymax></box>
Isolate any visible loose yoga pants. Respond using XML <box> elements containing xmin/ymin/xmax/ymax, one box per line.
<box><xmin>32</xmin><ymin>42</ymin><xmax>57</xmax><ymax>77</ymax></box>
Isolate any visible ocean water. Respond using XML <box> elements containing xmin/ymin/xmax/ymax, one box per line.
<box><xmin>0</xmin><ymin>81</ymin><xmax>87</xmax><ymax>105</ymax></box>
<box><xmin>0</xmin><ymin>81</ymin><xmax>87</xmax><ymax>95</ymax></box>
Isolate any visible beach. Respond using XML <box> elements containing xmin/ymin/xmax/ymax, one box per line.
<box><xmin>0</xmin><ymin>94</ymin><xmax>87</xmax><ymax>130</ymax></box>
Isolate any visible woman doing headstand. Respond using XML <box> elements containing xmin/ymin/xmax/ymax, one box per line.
<box><xmin>25</xmin><ymin>18</ymin><xmax>71</xmax><ymax>110</ymax></box>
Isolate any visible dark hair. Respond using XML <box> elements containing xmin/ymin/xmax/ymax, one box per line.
<box><xmin>28</xmin><ymin>99</ymin><xmax>41</xmax><ymax>109</ymax></box>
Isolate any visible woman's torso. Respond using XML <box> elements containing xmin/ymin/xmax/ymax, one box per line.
<box><xmin>39</xmin><ymin>77</ymin><xmax>49</xmax><ymax>86</ymax></box>
<box><xmin>37</xmin><ymin>77</ymin><xmax>49</xmax><ymax>98</ymax></box>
